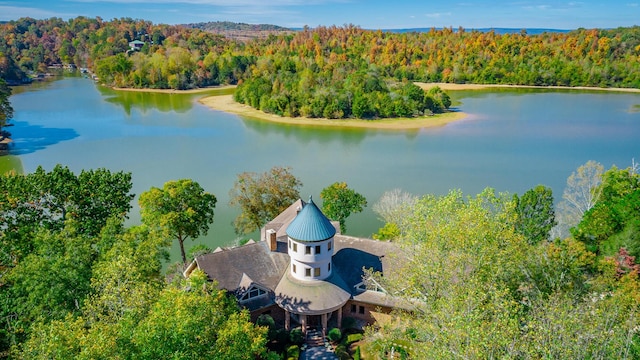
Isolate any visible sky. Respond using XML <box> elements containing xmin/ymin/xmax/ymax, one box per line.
<box><xmin>0</xmin><ymin>0</ymin><xmax>638</xmax><ymax>30</ymax></box>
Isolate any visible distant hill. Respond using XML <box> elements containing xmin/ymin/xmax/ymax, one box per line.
<box><xmin>181</xmin><ymin>21</ymin><xmax>292</xmax><ymax>41</ymax></box>
<box><xmin>385</xmin><ymin>27</ymin><xmax>572</xmax><ymax>35</ymax></box>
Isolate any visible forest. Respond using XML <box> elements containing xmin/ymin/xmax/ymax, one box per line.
<box><xmin>1</xmin><ymin>18</ymin><xmax>640</xmax><ymax>118</ymax></box>
<box><xmin>0</xmin><ymin>160</ymin><xmax>639</xmax><ymax>359</ymax></box>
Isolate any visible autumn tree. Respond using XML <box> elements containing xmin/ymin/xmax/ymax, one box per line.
<box><xmin>139</xmin><ymin>179</ymin><xmax>216</xmax><ymax>264</ymax></box>
<box><xmin>0</xmin><ymin>78</ymin><xmax>13</xmax><ymax>135</ymax></box>
<box><xmin>229</xmin><ymin>166</ymin><xmax>302</xmax><ymax>235</ymax></box>
<box><xmin>320</xmin><ymin>182</ymin><xmax>367</xmax><ymax>233</ymax></box>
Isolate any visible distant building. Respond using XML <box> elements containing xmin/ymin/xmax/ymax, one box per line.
<box><xmin>184</xmin><ymin>196</ymin><xmax>404</xmax><ymax>334</ymax></box>
<box><xmin>128</xmin><ymin>40</ymin><xmax>145</xmax><ymax>51</ymax></box>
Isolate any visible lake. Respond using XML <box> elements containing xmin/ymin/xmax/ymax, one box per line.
<box><xmin>6</xmin><ymin>75</ymin><xmax>640</xmax><ymax>260</ymax></box>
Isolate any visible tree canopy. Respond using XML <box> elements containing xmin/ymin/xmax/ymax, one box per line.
<box><xmin>0</xmin><ymin>78</ymin><xmax>12</xmax><ymax>133</ymax></box>
<box><xmin>228</xmin><ymin>166</ymin><xmax>302</xmax><ymax>235</ymax></box>
<box><xmin>139</xmin><ymin>179</ymin><xmax>217</xmax><ymax>264</ymax></box>
<box><xmin>320</xmin><ymin>182</ymin><xmax>367</xmax><ymax>233</ymax></box>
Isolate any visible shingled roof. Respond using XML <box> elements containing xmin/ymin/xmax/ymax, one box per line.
<box><xmin>193</xmin><ymin>240</ymin><xmax>289</xmax><ymax>294</ymax></box>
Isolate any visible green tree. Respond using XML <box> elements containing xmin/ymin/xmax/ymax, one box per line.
<box><xmin>571</xmin><ymin>163</ymin><xmax>640</xmax><ymax>254</ymax></box>
<box><xmin>131</xmin><ymin>271</ymin><xmax>269</xmax><ymax>359</ymax></box>
<box><xmin>513</xmin><ymin>185</ymin><xmax>556</xmax><ymax>244</ymax></box>
<box><xmin>320</xmin><ymin>182</ymin><xmax>367</xmax><ymax>233</ymax></box>
<box><xmin>369</xmin><ymin>189</ymin><xmax>525</xmax><ymax>358</ymax></box>
<box><xmin>139</xmin><ymin>179</ymin><xmax>216</xmax><ymax>264</ymax></box>
<box><xmin>229</xmin><ymin>166</ymin><xmax>302</xmax><ymax>235</ymax></box>
<box><xmin>0</xmin><ymin>78</ymin><xmax>13</xmax><ymax>134</ymax></box>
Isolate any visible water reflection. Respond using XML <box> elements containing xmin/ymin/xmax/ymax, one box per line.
<box><xmin>9</xmin><ymin>121</ymin><xmax>79</xmax><ymax>155</ymax></box>
<box><xmin>239</xmin><ymin>116</ymin><xmax>370</xmax><ymax>147</ymax></box>
<box><xmin>98</xmin><ymin>86</ymin><xmax>235</xmax><ymax>116</ymax></box>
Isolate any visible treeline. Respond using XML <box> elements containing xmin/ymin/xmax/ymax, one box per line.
<box><xmin>2</xmin><ymin>18</ymin><xmax>640</xmax><ymax>91</ymax></box>
<box><xmin>182</xmin><ymin>21</ymin><xmax>289</xmax><ymax>32</ymax></box>
<box><xmin>0</xmin><ymin>17</ymin><xmax>248</xmax><ymax>89</ymax></box>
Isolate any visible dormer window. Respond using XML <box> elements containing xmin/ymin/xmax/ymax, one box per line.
<box><xmin>239</xmin><ymin>286</ymin><xmax>267</xmax><ymax>302</ymax></box>
<box><xmin>354</xmin><ymin>278</ymin><xmax>386</xmax><ymax>293</ymax></box>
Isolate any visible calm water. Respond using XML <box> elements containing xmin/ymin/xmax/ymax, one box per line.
<box><xmin>7</xmin><ymin>76</ymin><xmax>640</xmax><ymax>260</ymax></box>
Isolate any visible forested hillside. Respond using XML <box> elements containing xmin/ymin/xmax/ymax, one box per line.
<box><xmin>1</xmin><ymin>18</ymin><xmax>640</xmax><ymax>119</ymax></box>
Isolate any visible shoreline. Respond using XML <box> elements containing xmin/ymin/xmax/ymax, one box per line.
<box><xmin>115</xmin><ymin>82</ymin><xmax>639</xmax><ymax>130</ymax></box>
<box><xmin>415</xmin><ymin>82</ymin><xmax>640</xmax><ymax>93</ymax></box>
<box><xmin>112</xmin><ymin>85</ymin><xmax>236</xmax><ymax>94</ymax></box>
<box><xmin>198</xmin><ymin>95</ymin><xmax>467</xmax><ymax>130</ymax></box>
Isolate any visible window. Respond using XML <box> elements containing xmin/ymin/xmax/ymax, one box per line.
<box><xmin>288</xmin><ymin>240</ymin><xmax>291</xmax><ymax>249</ymax></box>
<box><xmin>315</xmin><ymin>245</ymin><xmax>321</xmax><ymax>254</ymax></box>
<box><xmin>305</xmin><ymin>268</ymin><xmax>311</xmax><ymax>277</ymax></box>
<box><xmin>328</xmin><ymin>263</ymin><xmax>331</xmax><ymax>272</ymax></box>
<box><xmin>328</xmin><ymin>241</ymin><xmax>332</xmax><ymax>251</ymax></box>
<box><xmin>293</xmin><ymin>243</ymin><xmax>297</xmax><ymax>252</ymax></box>
<box><xmin>314</xmin><ymin>268</ymin><xmax>320</xmax><ymax>277</ymax></box>
<box><xmin>351</xmin><ymin>304</ymin><xmax>357</xmax><ymax>313</ymax></box>
<box><xmin>359</xmin><ymin>306</ymin><xmax>365</xmax><ymax>315</ymax></box>
<box><xmin>240</xmin><ymin>287</ymin><xmax>266</xmax><ymax>302</ymax></box>
<box><xmin>305</xmin><ymin>246</ymin><xmax>311</xmax><ymax>255</ymax></box>
<box><xmin>292</xmin><ymin>264</ymin><xmax>297</xmax><ymax>273</ymax></box>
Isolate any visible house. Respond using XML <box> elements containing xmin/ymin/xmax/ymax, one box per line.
<box><xmin>184</xmin><ymin>196</ymin><xmax>403</xmax><ymax>335</ymax></box>
<box><xmin>128</xmin><ymin>40</ymin><xmax>145</xmax><ymax>51</ymax></box>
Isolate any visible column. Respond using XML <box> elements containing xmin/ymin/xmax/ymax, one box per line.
<box><xmin>337</xmin><ymin>307</ymin><xmax>343</xmax><ymax>329</ymax></box>
<box><xmin>301</xmin><ymin>314</ymin><xmax>307</xmax><ymax>334</ymax></box>
<box><xmin>321</xmin><ymin>313</ymin><xmax>328</xmax><ymax>336</ymax></box>
<box><xmin>284</xmin><ymin>310</ymin><xmax>290</xmax><ymax>331</ymax></box>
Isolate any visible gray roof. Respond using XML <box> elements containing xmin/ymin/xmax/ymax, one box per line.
<box><xmin>286</xmin><ymin>196</ymin><xmax>336</xmax><ymax>242</ymax></box>
<box><xmin>194</xmin><ymin>241</ymin><xmax>289</xmax><ymax>293</ymax></box>
<box><xmin>274</xmin><ymin>271</ymin><xmax>351</xmax><ymax>315</ymax></box>
<box><xmin>332</xmin><ymin>235</ymin><xmax>395</xmax><ymax>289</ymax></box>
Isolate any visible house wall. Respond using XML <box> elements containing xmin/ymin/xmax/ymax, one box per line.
<box><xmin>342</xmin><ymin>300</ymin><xmax>393</xmax><ymax>327</ymax></box>
<box><xmin>250</xmin><ymin>304</ymin><xmax>286</xmax><ymax>326</ymax></box>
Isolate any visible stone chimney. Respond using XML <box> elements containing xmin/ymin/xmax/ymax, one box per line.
<box><xmin>266</xmin><ymin>229</ymin><xmax>277</xmax><ymax>251</ymax></box>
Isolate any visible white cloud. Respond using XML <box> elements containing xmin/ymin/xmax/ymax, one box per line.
<box><xmin>425</xmin><ymin>12</ymin><xmax>452</xmax><ymax>18</ymax></box>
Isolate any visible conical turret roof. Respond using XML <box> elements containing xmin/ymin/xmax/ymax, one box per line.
<box><xmin>286</xmin><ymin>196</ymin><xmax>336</xmax><ymax>242</ymax></box>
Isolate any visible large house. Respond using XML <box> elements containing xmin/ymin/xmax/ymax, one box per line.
<box><xmin>184</xmin><ymin>196</ymin><xmax>401</xmax><ymax>334</ymax></box>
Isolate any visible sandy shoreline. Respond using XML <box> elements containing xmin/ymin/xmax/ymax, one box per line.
<box><xmin>415</xmin><ymin>82</ymin><xmax>640</xmax><ymax>93</ymax></box>
<box><xmin>198</xmin><ymin>95</ymin><xmax>467</xmax><ymax>130</ymax></box>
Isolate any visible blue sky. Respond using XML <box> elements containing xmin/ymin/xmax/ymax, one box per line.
<box><xmin>0</xmin><ymin>0</ymin><xmax>638</xmax><ymax>30</ymax></box>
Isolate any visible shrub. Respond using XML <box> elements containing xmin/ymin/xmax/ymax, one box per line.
<box><xmin>289</xmin><ymin>328</ymin><xmax>304</xmax><ymax>345</ymax></box>
<box><xmin>286</xmin><ymin>345</ymin><xmax>300</xmax><ymax>360</ymax></box>
<box><xmin>353</xmin><ymin>346</ymin><xmax>361</xmax><ymax>360</ymax></box>
<box><xmin>328</xmin><ymin>328</ymin><xmax>342</xmax><ymax>343</ymax></box>
<box><xmin>341</xmin><ymin>317</ymin><xmax>357</xmax><ymax>331</ymax></box>
<box><xmin>346</xmin><ymin>333</ymin><xmax>363</xmax><ymax>344</ymax></box>
<box><xmin>256</xmin><ymin>314</ymin><xmax>276</xmax><ymax>340</ymax></box>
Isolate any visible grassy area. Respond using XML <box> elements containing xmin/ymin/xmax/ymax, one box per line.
<box><xmin>0</xmin><ymin>155</ymin><xmax>23</xmax><ymax>175</ymax></box>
